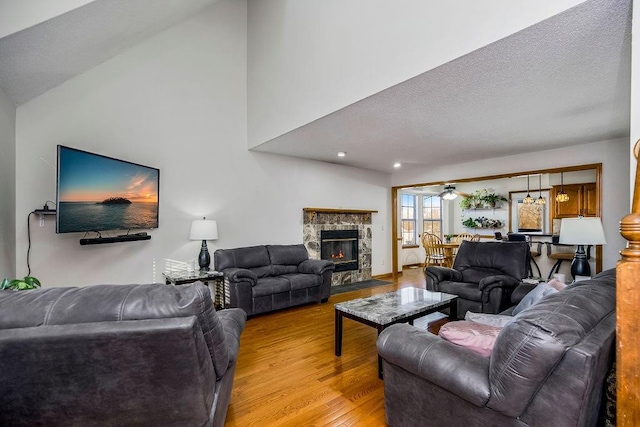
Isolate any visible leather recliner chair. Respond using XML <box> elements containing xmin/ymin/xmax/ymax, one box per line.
<box><xmin>425</xmin><ymin>240</ymin><xmax>530</xmax><ymax>319</ymax></box>
<box><xmin>0</xmin><ymin>282</ymin><xmax>246</xmax><ymax>427</ymax></box>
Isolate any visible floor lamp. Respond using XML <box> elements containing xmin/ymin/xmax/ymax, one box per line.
<box><xmin>558</xmin><ymin>217</ymin><xmax>606</xmax><ymax>279</ymax></box>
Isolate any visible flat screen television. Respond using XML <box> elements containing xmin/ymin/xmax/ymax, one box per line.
<box><xmin>56</xmin><ymin>145</ymin><xmax>159</xmax><ymax>234</ymax></box>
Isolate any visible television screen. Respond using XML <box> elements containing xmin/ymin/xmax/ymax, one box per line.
<box><xmin>56</xmin><ymin>145</ymin><xmax>159</xmax><ymax>234</ymax></box>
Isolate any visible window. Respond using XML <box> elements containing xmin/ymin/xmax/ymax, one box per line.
<box><xmin>401</xmin><ymin>194</ymin><xmax>416</xmax><ymax>245</ymax></box>
<box><xmin>423</xmin><ymin>195</ymin><xmax>443</xmax><ymax>237</ymax></box>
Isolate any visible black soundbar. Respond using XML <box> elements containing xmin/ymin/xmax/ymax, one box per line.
<box><xmin>80</xmin><ymin>234</ymin><xmax>151</xmax><ymax>245</ymax></box>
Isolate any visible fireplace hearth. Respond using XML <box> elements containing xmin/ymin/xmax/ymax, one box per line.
<box><xmin>321</xmin><ymin>230</ymin><xmax>358</xmax><ymax>272</ymax></box>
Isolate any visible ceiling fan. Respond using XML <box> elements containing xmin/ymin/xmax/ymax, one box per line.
<box><xmin>437</xmin><ymin>185</ymin><xmax>469</xmax><ymax>200</ymax></box>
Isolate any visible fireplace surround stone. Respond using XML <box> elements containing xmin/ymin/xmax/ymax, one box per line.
<box><xmin>303</xmin><ymin>208</ymin><xmax>376</xmax><ymax>286</ymax></box>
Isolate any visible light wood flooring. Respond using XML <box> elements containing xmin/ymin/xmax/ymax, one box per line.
<box><xmin>225</xmin><ymin>267</ymin><xmax>441</xmax><ymax>426</ymax></box>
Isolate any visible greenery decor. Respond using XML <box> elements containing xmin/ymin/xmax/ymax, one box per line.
<box><xmin>462</xmin><ymin>217</ymin><xmax>503</xmax><ymax>229</ymax></box>
<box><xmin>1</xmin><ymin>276</ymin><xmax>41</xmax><ymax>290</ymax></box>
<box><xmin>482</xmin><ymin>192</ymin><xmax>508</xmax><ymax>207</ymax></box>
<box><xmin>460</xmin><ymin>189</ymin><xmax>507</xmax><ymax>209</ymax></box>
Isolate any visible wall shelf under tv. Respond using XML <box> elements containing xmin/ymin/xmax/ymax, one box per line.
<box><xmin>80</xmin><ymin>234</ymin><xmax>151</xmax><ymax>245</ymax></box>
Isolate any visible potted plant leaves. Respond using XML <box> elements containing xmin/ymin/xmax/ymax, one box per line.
<box><xmin>482</xmin><ymin>193</ymin><xmax>508</xmax><ymax>208</ymax></box>
<box><xmin>1</xmin><ymin>276</ymin><xmax>41</xmax><ymax>290</ymax></box>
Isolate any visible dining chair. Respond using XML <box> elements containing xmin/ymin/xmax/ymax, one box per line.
<box><xmin>421</xmin><ymin>233</ymin><xmax>451</xmax><ymax>267</ymax></box>
<box><xmin>545</xmin><ymin>235</ymin><xmax>581</xmax><ymax>279</ymax></box>
<box><xmin>452</xmin><ymin>233</ymin><xmax>476</xmax><ymax>257</ymax></box>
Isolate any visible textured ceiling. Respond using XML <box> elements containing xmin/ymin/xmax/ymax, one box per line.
<box><xmin>252</xmin><ymin>0</ymin><xmax>632</xmax><ymax>174</ymax></box>
<box><xmin>0</xmin><ymin>0</ymin><xmax>220</xmax><ymax>106</ymax></box>
<box><xmin>0</xmin><ymin>0</ymin><xmax>631</xmax><ymax>176</ymax></box>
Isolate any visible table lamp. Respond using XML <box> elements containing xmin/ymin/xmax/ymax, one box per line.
<box><xmin>559</xmin><ymin>217</ymin><xmax>606</xmax><ymax>278</ymax></box>
<box><xmin>189</xmin><ymin>217</ymin><xmax>218</xmax><ymax>271</ymax></box>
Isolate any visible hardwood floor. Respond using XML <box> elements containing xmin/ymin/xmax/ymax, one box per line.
<box><xmin>225</xmin><ymin>267</ymin><xmax>437</xmax><ymax>426</ymax></box>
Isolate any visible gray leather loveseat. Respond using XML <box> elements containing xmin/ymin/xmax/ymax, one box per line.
<box><xmin>0</xmin><ymin>282</ymin><xmax>246</xmax><ymax>427</ymax></box>
<box><xmin>378</xmin><ymin>269</ymin><xmax>615</xmax><ymax>426</ymax></box>
<box><xmin>214</xmin><ymin>244</ymin><xmax>334</xmax><ymax>316</ymax></box>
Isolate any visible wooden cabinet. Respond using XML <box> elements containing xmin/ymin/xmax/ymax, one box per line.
<box><xmin>551</xmin><ymin>183</ymin><xmax>597</xmax><ymax>218</ymax></box>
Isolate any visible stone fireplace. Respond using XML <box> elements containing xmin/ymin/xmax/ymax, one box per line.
<box><xmin>321</xmin><ymin>229</ymin><xmax>359</xmax><ymax>272</ymax></box>
<box><xmin>303</xmin><ymin>208</ymin><xmax>377</xmax><ymax>286</ymax></box>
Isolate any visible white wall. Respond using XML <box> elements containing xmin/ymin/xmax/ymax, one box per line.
<box><xmin>393</xmin><ymin>138</ymin><xmax>630</xmax><ymax>271</ymax></box>
<box><xmin>0</xmin><ymin>0</ymin><xmax>95</xmax><ymax>38</ymax></box>
<box><xmin>14</xmin><ymin>0</ymin><xmax>391</xmax><ymax>287</ymax></box>
<box><xmin>247</xmin><ymin>0</ymin><xmax>585</xmax><ymax>147</ymax></box>
<box><xmin>0</xmin><ymin>87</ymin><xmax>16</xmax><ymax>280</ymax></box>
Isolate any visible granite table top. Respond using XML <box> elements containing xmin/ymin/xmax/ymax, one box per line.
<box><xmin>334</xmin><ymin>287</ymin><xmax>457</xmax><ymax>325</ymax></box>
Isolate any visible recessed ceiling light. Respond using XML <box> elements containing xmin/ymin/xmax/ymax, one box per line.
<box><xmin>337</xmin><ymin>151</ymin><xmax>346</xmax><ymax>157</ymax></box>
<box><xmin>393</xmin><ymin>162</ymin><xmax>402</xmax><ymax>168</ymax></box>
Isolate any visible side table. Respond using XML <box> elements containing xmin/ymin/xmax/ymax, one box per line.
<box><xmin>163</xmin><ymin>270</ymin><xmax>227</xmax><ymax>310</ymax></box>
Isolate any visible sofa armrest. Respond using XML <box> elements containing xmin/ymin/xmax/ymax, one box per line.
<box><xmin>478</xmin><ymin>275</ymin><xmax>521</xmax><ymax>292</ymax></box>
<box><xmin>511</xmin><ymin>282</ymin><xmax>537</xmax><ymax>305</ymax></box>
<box><xmin>298</xmin><ymin>259</ymin><xmax>335</xmax><ymax>275</ymax></box>
<box><xmin>217</xmin><ymin>308</ymin><xmax>246</xmax><ymax>364</ymax></box>
<box><xmin>223</xmin><ymin>267</ymin><xmax>258</xmax><ymax>286</ymax></box>
<box><xmin>377</xmin><ymin>323</ymin><xmax>490</xmax><ymax>407</ymax></box>
<box><xmin>425</xmin><ymin>266</ymin><xmax>463</xmax><ymax>287</ymax></box>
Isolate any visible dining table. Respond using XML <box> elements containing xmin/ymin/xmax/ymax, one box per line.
<box><xmin>435</xmin><ymin>242</ymin><xmax>460</xmax><ymax>267</ymax></box>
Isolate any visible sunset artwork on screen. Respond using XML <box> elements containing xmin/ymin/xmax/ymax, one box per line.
<box><xmin>56</xmin><ymin>146</ymin><xmax>159</xmax><ymax>233</ymax></box>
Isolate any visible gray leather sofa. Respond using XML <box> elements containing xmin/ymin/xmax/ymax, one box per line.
<box><xmin>377</xmin><ymin>269</ymin><xmax>616</xmax><ymax>427</ymax></box>
<box><xmin>0</xmin><ymin>282</ymin><xmax>246</xmax><ymax>427</ymax></box>
<box><xmin>425</xmin><ymin>241</ymin><xmax>530</xmax><ymax>319</ymax></box>
<box><xmin>214</xmin><ymin>244</ymin><xmax>334</xmax><ymax>316</ymax></box>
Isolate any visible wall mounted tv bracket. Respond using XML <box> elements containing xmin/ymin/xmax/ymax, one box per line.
<box><xmin>33</xmin><ymin>205</ymin><xmax>56</xmax><ymax>227</ymax></box>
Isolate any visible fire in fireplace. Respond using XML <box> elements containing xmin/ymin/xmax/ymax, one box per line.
<box><xmin>320</xmin><ymin>230</ymin><xmax>358</xmax><ymax>272</ymax></box>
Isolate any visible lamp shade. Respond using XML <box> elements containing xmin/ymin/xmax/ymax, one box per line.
<box><xmin>189</xmin><ymin>218</ymin><xmax>219</xmax><ymax>240</ymax></box>
<box><xmin>559</xmin><ymin>217</ymin><xmax>606</xmax><ymax>245</ymax></box>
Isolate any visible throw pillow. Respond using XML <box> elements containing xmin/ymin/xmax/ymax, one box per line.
<box><xmin>512</xmin><ymin>282</ymin><xmax>558</xmax><ymax>315</ymax></box>
<box><xmin>439</xmin><ymin>321</ymin><xmax>502</xmax><ymax>357</ymax></box>
<box><xmin>465</xmin><ymin>311</ymin><xmax>514</xmax><ymax>328</ymax></box>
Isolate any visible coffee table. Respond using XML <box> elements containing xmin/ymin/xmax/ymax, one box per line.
<box><xmin>334</xmin><ymin>287</ymin><xmax>458</xmax><ymax>378</ymax></box>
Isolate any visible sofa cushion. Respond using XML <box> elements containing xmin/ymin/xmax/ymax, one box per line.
<box><xmin>272</xmin><ymin>265</ymin><xmax>299</xmax><ymax>276</ymax></box>
<box><xmin>215</xmin><ymin>245</ymin><xmax>270</xmax><ymax>270</ymax></box>
<box><xmin>439</xmin><ymin>320</ymin><xmax>502</xmax><ymax>357</ymax></box>
<box><xmin>0</xmin><ymin>282</ymin><xmax>233</xmax><ymax>378</ymax></box>
<box><xmin>249</xmin><ymin>265</ymin><xmax>273</xmax><ymax>278</ymax></box>
<box><xmin>267</xmin><ymin>244</ymin><xmax>309</xmax><ymax>265</ymax></box>
<box><xmin>454</xmin><ymin>241</ymin><xmax>529</xmax><ymax>281</ymax></box>
<box><xmin>252</xmin><ymin>277</ymin><xmax>291</xmax><ymax>298</ymax></box>
<box><xmin>282</xmin><ymin>273</ymin><xmax>322</xmax><ymax>290</ymax></box>
<box><xmin>512</xmin><ymin>282</ymin><xmax>558</xmax><ymax>315</ymax></box>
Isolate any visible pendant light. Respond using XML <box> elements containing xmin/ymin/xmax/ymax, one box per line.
<box><xmin>556</xmin><ymin>172</ymin><xmax>570</xmax><ymax>202</ymax></box>
<box><xmin>535</xmin><ymin>174</ymin><xmax>546</xmax><ymax>205</ymax></box>
<box><xmin>523</xmin><ymin>175</ymin><xmax>534</xmax><ymax>204</ymax></box>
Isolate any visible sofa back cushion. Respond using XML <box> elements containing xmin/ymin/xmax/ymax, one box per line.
<box><xmin>214</xmin><ymin>245</ymin><xmax>271</xmax><ymax>271</ymax></box>
<box><xmin>487</xmin><ymin>270</ymin><xmax>616</xmax><ymax>417</ymax></box>
<box><xmin>453</xmin><ymin>241</ymin><xmax>529</xmax><ymax>283</ymax></box>
<box><xmin>0</xmin><ymin>282</ymin><xmax>232</xmax><ymax>379</ymax></box>
<box><xmin>267</xmin><ymin>244</ymin><xmax>309</xmax><ymax>266</ymax></box>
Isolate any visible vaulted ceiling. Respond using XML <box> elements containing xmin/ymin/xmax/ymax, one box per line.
<box><xmin>0</xmin><ymin>0</ymin><xmax>631</xmax><ymax>174</ymax></box>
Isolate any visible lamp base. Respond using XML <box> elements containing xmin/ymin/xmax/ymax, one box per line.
<box><xmin>570</xmin><ymin>244</ymin><xmax>591</xmax><ymax>279</ymax></box>
<box><xmin>198</xmin><ymin>240</ymin><xmax>211</xmax><ymax>271</ymax></box>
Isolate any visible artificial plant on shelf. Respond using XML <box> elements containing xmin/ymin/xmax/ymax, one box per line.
<box><xmin>1</xmin><ymin>276</ymin><xmax>41</xmax><ymax>290</ymax></box>
<box><xmin>482</xmin><ymin>192</ymin><xmax>508</xmax><ymax>208</ymax></box>
<box><xmin>462</xmin><ymin>217</ymin><xmax>503</xmax><ymax>229</ymax></box>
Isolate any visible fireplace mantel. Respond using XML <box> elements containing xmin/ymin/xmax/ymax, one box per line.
<box><xmin>303</xmin><ymin>207</ymin><xmax>378</xmax><ymax>222</ymax></box>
